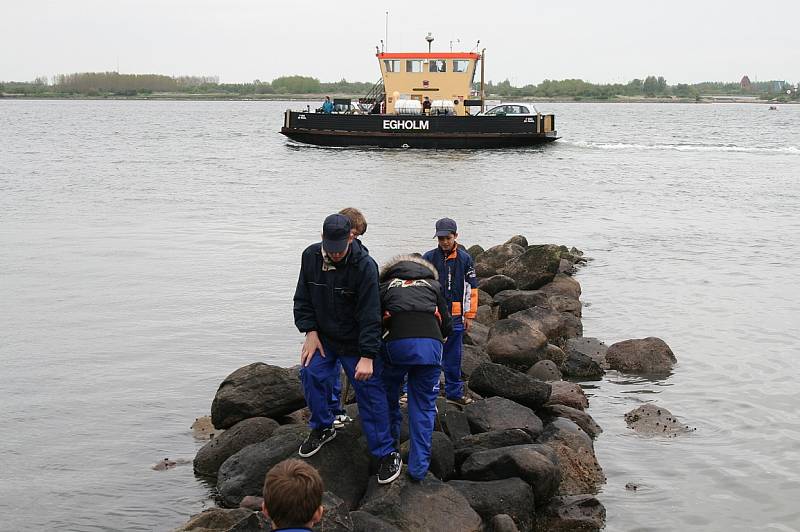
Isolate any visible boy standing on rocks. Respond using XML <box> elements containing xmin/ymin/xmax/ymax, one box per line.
<box><xmin>423</xmin><ymin>218</ymin><xmax>479</xmax><ymax>405</ymax></box>
<box><xmin>293</xmin><ymin>213</ymin><xmax>401</xmax><ymax>484</ymax></box>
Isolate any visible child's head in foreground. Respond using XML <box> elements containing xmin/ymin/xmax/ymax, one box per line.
<box><xmin>262</xmin><ymin>459</ymin><xmax>324</xmax><ymax>529</ymax></box>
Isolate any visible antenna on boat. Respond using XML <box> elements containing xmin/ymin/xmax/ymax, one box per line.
<box><xmin>385</xmin><ymin>11</ymin><xmax>389</xmax><ymax>52</ymax></box>
<box><xmin>379</xmin><ymin>40</ymin><xmax>384</xmax><ymax>53</ymax></box>
<box><xmin>426</xmin><ymin>32</ymin><xmax>434</xmax><ymax>53</ymax></box>
<box><xmin>450</xmin><ymin>38</ymin><xmax>460</xmax><ymax>52</ymax></box>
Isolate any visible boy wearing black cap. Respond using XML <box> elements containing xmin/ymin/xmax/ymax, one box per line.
<box><xmin>293</xmin><ymin>214</ymin><xmax>401</xmax><ymax>484</ymax></box>
<box><xmin>422</xmin><ymin>218</ymin><xmax>479</xmax><ymax>405</ymax></box>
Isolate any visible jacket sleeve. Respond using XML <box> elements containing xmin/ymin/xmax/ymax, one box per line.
<box><xmin>463</xmin><ymin>253</ymin><xmax>479</xmax><ymax>320</ymax></box>
<box><xmin>292</xmin><ymin>251</ymin><xmax>317</xmax><ymax>333</ymax></box>
<box><xmin>437</xmin><ymin>289</ymin><xmax>454</xmax><ymax>339</ymax></box>
<box><xmin>355</xmin><ymin>258</ymin><xmax>382</xmax><ymax>358</ymax></box>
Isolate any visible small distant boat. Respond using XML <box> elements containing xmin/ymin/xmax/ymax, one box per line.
<box><xmin>280</xmin><ymin>36</ymin><xmax>558</xmax><ymax>149</ymax></box>
<box><xmin>768</xmin><ymin>105</ymin><xmax>778</xmax><ymax>110</ymax></box>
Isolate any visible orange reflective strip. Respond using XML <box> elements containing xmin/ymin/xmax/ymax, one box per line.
<box><xmin>451</xmin><ymin>301</ymin><xmax>462</xmax><ymax>316</ymax></box>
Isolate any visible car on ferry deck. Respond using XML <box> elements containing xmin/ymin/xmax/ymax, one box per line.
<box><xmin>477</xmin><ymin>102</ymin><xmax>540</xmax><ymax>116</ymax></box>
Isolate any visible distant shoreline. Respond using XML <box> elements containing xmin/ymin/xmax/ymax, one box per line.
<box><xmin>1</xmin><ymin>92</ymin><xmax>794</xmax><ymax>104</ymax></box>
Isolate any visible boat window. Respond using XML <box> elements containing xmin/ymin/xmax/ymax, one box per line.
<box><xmin>453</xmin><ymin>60</ymin><xmax>469</xmax><ymax>72</ymax></box>
<box><xmin>383</xmin><ymin>60</ymin><xmax>400</xmax><ymax>73</ymax></box>
<box><xmin>429</xmin><ymin>60</ymin><xmax>447</xmax><ymax>72</ymax></box>
<box><xmin>406</xmin><ymin>60</ymin><xmax>423</xmax><ymax>73</ymax></box>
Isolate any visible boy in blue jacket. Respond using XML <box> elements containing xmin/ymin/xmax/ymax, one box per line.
<box><xmin>423</xmin><ymin>218</ymin><xmax>478</xmax><ymax>405</ymax></box>
<box><xmin>379</xmin><ymin>254</ymin><xmax>453</xmax><ymax>480</ymax></box>
<box><xmin>293</xmin><ymin>214</ymin><xmax>401</xmax><ymax>484</ymax></box>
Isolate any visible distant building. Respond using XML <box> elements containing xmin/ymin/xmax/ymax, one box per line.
<box><xmin>740</xmin><ymin>75</ymin><xmax>752</xmax><ymax>90</ymax></box>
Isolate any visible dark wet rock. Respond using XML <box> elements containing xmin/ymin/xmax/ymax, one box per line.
<box><xmin>218</xmin><ymin>423</ymin><xmax>369</xmax><ymax>510</ymax></box>
<box><xmin>500</xmin><ymin>245</ymin><xmax>565</xmax><ymax>290</ymax></box>
<box><xmin>359</xmin><ymin>473</ymin><xmax>482</xmax><ymax>532</ymax></box>
<box><xmin>494</xmin><ymin>290</ymin><xmax>550</xmax><ymax>320</ymax></box>
<box><xmin>440</xmin><ymin>403</ymin><xmax>473</xmax><ymax>442</ymax></box>
<box><xmin>462</xmin><ymin>344</ymin><xmax>492</xmax><ymax>378</ymax></box>
<box><xmin>561</xmin><ymin>351</ymin><xmax>604</xmax><ymax>381</ymax></box>
<box><xmin>314</xmin><ymin>491</ymin><xmax>354</xmax><ymax>532</ymax></box>
<box><xmin>399</xmin><ymin>431</ymin><xmax>454</xmax><ymax>480</ymax></box>
<box><xmin>464</xmin><ymin>396</ymin><xmax>543</xmax><ymax>438</ymax></box>
<box><xmin>508</xmin><ymin>306</ymin><xmax>582</xmax><ymax>343</ymax></box>
<box><xmin>536</xmin><ymin>494</ymin><xmax>606</xmax><ymax>531</ymax></box>
<box><xmin>453</xmin><ymin>428</ymin><xmax>534</xmax><ymax>469</ymax></box>
<box><xmin>468</xmin><ymin>362</ymin><xmax>551</xmax><ymax>411</ymax></box>
<box><xmin>546</xmin><ymin>381</ymin><xmax>589</xmax><ymax>410</ymax></box>
<box><xmin>505</xmin><ymin>235</ymin><xmax>529</xmax><ymax>248</ymax></box>
<box><xmin>174</xmin><ymin>508</ymin><xmax>254</xmax><ymax>531</ymax></box>
<box><xmin>538</xmin><ymin>273</ymin><xmax>582</xmax><ymax>300</ymax></box>
<box><xmin>486</xmin><ymin>319</ymin><xmax>548</xmax><ymax>369</ymax></box>
<box><xmin>464</xmin><ymin>320</ymin><xmax>489</xmax><ymax>347</ymax></box>
<box><xmin>547</xmin><ymin>295</ymin><xmax>582</xmax><ymax>318</ymax></box>
<box><xmin>606</xmin><ymin>337</ymin><xmax>676</xmax><ymax>374</ymax></box>
<box><xmin>475</xmin><ymin>304</ymin><xmax>496</xmax><ymax>327</ymax></box>
<box><xmin>491</xmin><ymin>514</ymin><xmax>521</xmax><ymax>532</ymax></box>
<box><xmin>467</xmin><ymin>244</ymin><xmax>485</xmax><ymax>261</ymax></box>
<box><xmin>476</xmin><ymin>243</ymin><xmax>526</xmax><ymax>276</ymax></box>
<box><xmin>624</xmin><ymin>403</ymin><xmax>693</xmax><ymax>436</ymax></box>
<box><xmin>191</xmin><ymin>416</ymin><xmax>225</xmax><ymax>440</ymax></box>
<box><xmin>211</xmin><ymin>363</ymin><xmax>305</xmax><ymax>429</ymax></box>
<box><xmin>538</xmin><ymin>405</ymin><xmax>602</xmax><ymax>439</ymax></box>
<box><xmin>477</xmin><ymin>289</ymin><xmax>494</xmax><ymax>308</ymax></box>
<box><xmin>227</xmin><ymin>511</ymin><xmax>269</xmax><ymax>531</ymax></box>
<box><xmin>479</xmin><ymin>275</ymin><xmax>518</xmax><ymax>296</ymax></box>
<box><xmin>460</xmin><ymin>444</ymin><xmax>561</xmax><ymax>505</ymax></box>
<box><xmin>194</xmin><ymin>417</ymin><xmax>279</xmax><ymax>477</ymax></box>
<box><xmin>540</xmin><ymin>419</ymin><xmax>605</xmax><ymax>495</ymax></box>
<box><xmin>350</xmin><ymin>511</ymin><xmax>402</xmax><ymax>532</ymax></box>
<box><xmin>527</xmin><ymin>360</ymin><xmax>562</xmax><ymax>381</ymax></box>
<box><xmin>274</xmin><ymin>406</ymin><xmax>311</xmax><ymax>426</ymax></box>
<box><xmin>449</xmin><ymin>478</ymin><xmax>535</xmax><ymax>532</ymax></box>
<box><xmin>565</xmin><ymin>338</ymin><xmax>608</xmax><ymax>370</ymax></box>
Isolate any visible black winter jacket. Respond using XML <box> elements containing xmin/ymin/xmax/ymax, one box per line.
<box><xmin>293</xmin><ymin>239</ymin><xmax>381</xmax><ymax>358</ymax></box>
<box><xmin>379</xmin><ymin>255</ymin><xmax>453</xmax><ymax>342</ymax></box>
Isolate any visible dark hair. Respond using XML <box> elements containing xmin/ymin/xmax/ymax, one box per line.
<box><xmin>262</xmin><ymin>459</ymin><xmax>323</xmax><ymax>527</ymax></box>
<box><xmin>338</xmin><ymin>207</ymin><xmax>368</xmax><ymax>236</ymax></box>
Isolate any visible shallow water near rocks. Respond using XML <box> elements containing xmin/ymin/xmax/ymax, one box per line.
<box><xmin>2</xmin><ymin>99</ymin><xmax>799</xmax><ymax>531</ymax></box>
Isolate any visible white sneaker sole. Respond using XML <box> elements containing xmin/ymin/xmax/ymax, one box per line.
<box><xmin>297</xmin><ymin>430</ymin><xmax>336</xmax><ymax>458</ymax></box>
<box><xmin>377</xmin><ymin>457</ymin><xmax>403</xmax><ymax>484</ymax></box>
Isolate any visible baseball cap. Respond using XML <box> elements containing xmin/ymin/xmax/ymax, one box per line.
<box><xmin>434</xmin><ymin>217</ymin><xmax>458</xmax><ymax>237</ymax></box>
<box><xmin>322</xmin><ymin>214</ymin><xmax>352</xmax><ymax>253</ymax></box>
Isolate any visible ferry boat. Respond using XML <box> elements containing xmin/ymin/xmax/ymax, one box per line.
<box><xmin>280</xmin><ymin>43</ymin><xmax>558</xmax><ymax>149</ymax></box>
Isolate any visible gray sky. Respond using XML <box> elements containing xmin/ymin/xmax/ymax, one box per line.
<box><xmin>2</xmin><ymin>0</ymin><xmax>798</xmax><ymax>85</ymax></box>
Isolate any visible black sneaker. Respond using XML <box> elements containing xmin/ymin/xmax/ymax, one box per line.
<box><xmin>298</xmin><ymin>427</ymin><xmax>336</xmax><ymax>457</ymax></box>
<box><xmin>377</xmin><ymin>451</ymin><xmax>402</xmax><ymax>484</ymax></box>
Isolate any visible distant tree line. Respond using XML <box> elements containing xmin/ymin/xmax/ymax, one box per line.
<box><xmin>1</xmin><ymin>72</ymin><xmax>796</xmax><ymax>101</ymax></box>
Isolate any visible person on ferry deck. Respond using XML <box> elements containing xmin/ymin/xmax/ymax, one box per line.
<box><xmin>321</xmin><ymin>96</ymin><xmax>334</xmax><ymax>113</ymax></box>
<box><xmin>422</xmin><ymin>96</ymin><xmax>432</xmax><ymax>115</ymax></box>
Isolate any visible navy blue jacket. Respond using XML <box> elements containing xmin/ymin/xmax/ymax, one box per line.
<box><xmin>293</xmin><ymin>239</ymin><xmax>381</xmax><ymax>358</ymax></box>
<box><xmin>422</xmin><ymin>245</ymin><xmax>479</xmax><ymax>324</ymax></box>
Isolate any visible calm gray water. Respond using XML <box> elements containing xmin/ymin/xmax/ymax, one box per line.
<box><xmin>1</xmin><ymin>99</ymin><xmax>799</xmax><ymax>531</ymax></box>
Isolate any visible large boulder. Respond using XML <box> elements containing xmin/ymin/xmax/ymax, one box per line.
<box><xmin>174</xmin><ymin>508</ymin><xmax>254</xmax><ymax>531</ymax></box>
<box><xmin>547</xmin><ymin>381</ymin><xmax>589</xmax><ymax>411</ymax></box>
<box><xmin>475</xmin><ymin>305</ymin><xmax>496</xmax><ymax>327</ymax></box>
<box><xmin>493</xmin><ymin>290</ymin><xmax>550</xmax><ymax>320</ymax></box>
<box><xmin>467</xmin><ymin>244</ymin><xmax>485</xmax><ymax>261</ymax></box>
<box><xmin>546</xmin><ymin>295</ymin><xmax>582</xmax><ymax>318</ymax></box>
<box><xmin>350</xmin><ymin>511</ymin><xmax>402</xmax><ymax>532</ymax></box>
<box><xmin>194</xmin><ymin>417</ymin><xmax>279</xmax><ymax>477</ymax></box>
<box><xmin>538</xmin><ymin>405</ymin><xmax>602</xmax><ymax>439</ymax></box>
<box><xmin>561</xmin><ymin>351</ymin><xmax>604</xmax><ymax>381</ymax></box>
<box><xmin>606</xmin><ymin>337</ymin><xmax>676</xmax><ymax>374</ymax></box>
<box><xmin>460</xmin><ymin>444</ymin><xmax>561</xmax><ymax>505</ymax></box>
<box><xmin>449</xmin><ymin>478</ymin><xmax>535</xmax><ymax>532</ymax></box>
<box><xmin>211</xmin><ymin>363</ymin><xmax>305</xmax><ymax>429</ymax></box>
<box><xmin>507</xmin><ymin>306</ymin><xmax>582</xmax><ymax>343</ymax></box>
<box><xmin>359</xmin><ymin>473</ymin><xmax>482</xmax><ymax>532</ymax></box>
<box><xmin>540</xmin><ymin>419</ymin><xmax>605</xmax><ymax>495</ymax></box>
<box><xmin>479</xmin><ymin>275</ymin><xmax>518</xmax><ymax>296</ymax></box>
<box><xmin>541</xmin><ymin>344</ymin><xmax>567</xmax><ymax>367</ymax></box>
<box><xmin>440</xmin><ymin>403</ymin><xmax>472</xmax><ymax>442</ymax></box>
<box><xmin>505</xmin><ymin>235</ymin><xmax>529</xmax><ymax>248</ymax></box>
<box><xmin>464</xmin><ymin>320</ymin><xmax>489</xmax><ymax>347</ymax></box>
<box><xmin>453</xmin><ymin>428</ymin><xmax>534</xmax><ymax>469</ymax></box>
<box><xmin>468</xmin><ymin>363</ymin><xmax>551</xmax><ymax>410</ymax></box>
<box><xmin>399</xmin><ymin>431</ymin><xmax>454</xmax><ymax>481</ymax></box>
<box><xmin>624</xmin><ymin>403</ymin><xmax>693</xmax><ymax>436</ymax></box>
<box><xmin>565</xmin><ymin>338</ymin><xmax>608</xmax><ymax>369</ymax></box>
<box><xmin>538</xmin><ymin>273</ymin><xmax>582</xmax><ymax>300</ymax></box>
<box><xmin>218</xmin><ymin>423</ymin><xmax>370</xmax><ymax>510</ymax></box>
<box><xmin>486</xmin><ymin>319</ymin><xmax>548</xmax><ymax>369</ymax></box>
<box><xmin>535</xmin><ymin>495</ymin><xmax>606</xmax><ymax>531</ymax></box>
<box><xmin>527</xmin><ymin>360</ymin><xmax>562</xmax><ymax>381</ymax></box>
<box><xmin>500</xmin><ymin>245</ymin><xmax>565</xmax><ymax>290</ymax></box>
<box><xmin>492</xmin><ymin>514</ymin><xmax>521</xmax><ymax>532</ymax></box>
<box><xmin>462</xmin><ymin>344</ymin><xmax>492</xmax><ymax>378</ymax></box>
<box><xmin>464</xmin><ymin>396</ymin><xmax>543</xmax><ymax>438</ymax></box>
<box><xmin>477</xmin><ymin>289</ymin><xmax>494</xmax><ymax>308</ymax></box>
<box><xmin>475</xmin><ymin>243</ymin><xmax>526</xmax><ymax>278</ymax></box>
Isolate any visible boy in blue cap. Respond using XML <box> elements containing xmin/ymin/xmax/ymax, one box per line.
<box><xmin>423</xmin><ymin>218</ymin><xmax>479</xmax><ymax>405</ymax></box>
<box><xmin>293</xmin><ymin>213</ymin><xmax>401</xmax><ymax>484</ymax></box>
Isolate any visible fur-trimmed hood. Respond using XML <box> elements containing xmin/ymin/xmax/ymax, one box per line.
<box><xmin>379</xmin><ymin>254</ymin><xmax>439</xmax><ymax>282</ymax></box>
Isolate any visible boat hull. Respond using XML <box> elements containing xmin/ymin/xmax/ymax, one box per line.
<box><xmin>280</xmin><ymin>111</ymin><xmax>558</xmax><ymax>149</ymax></box>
